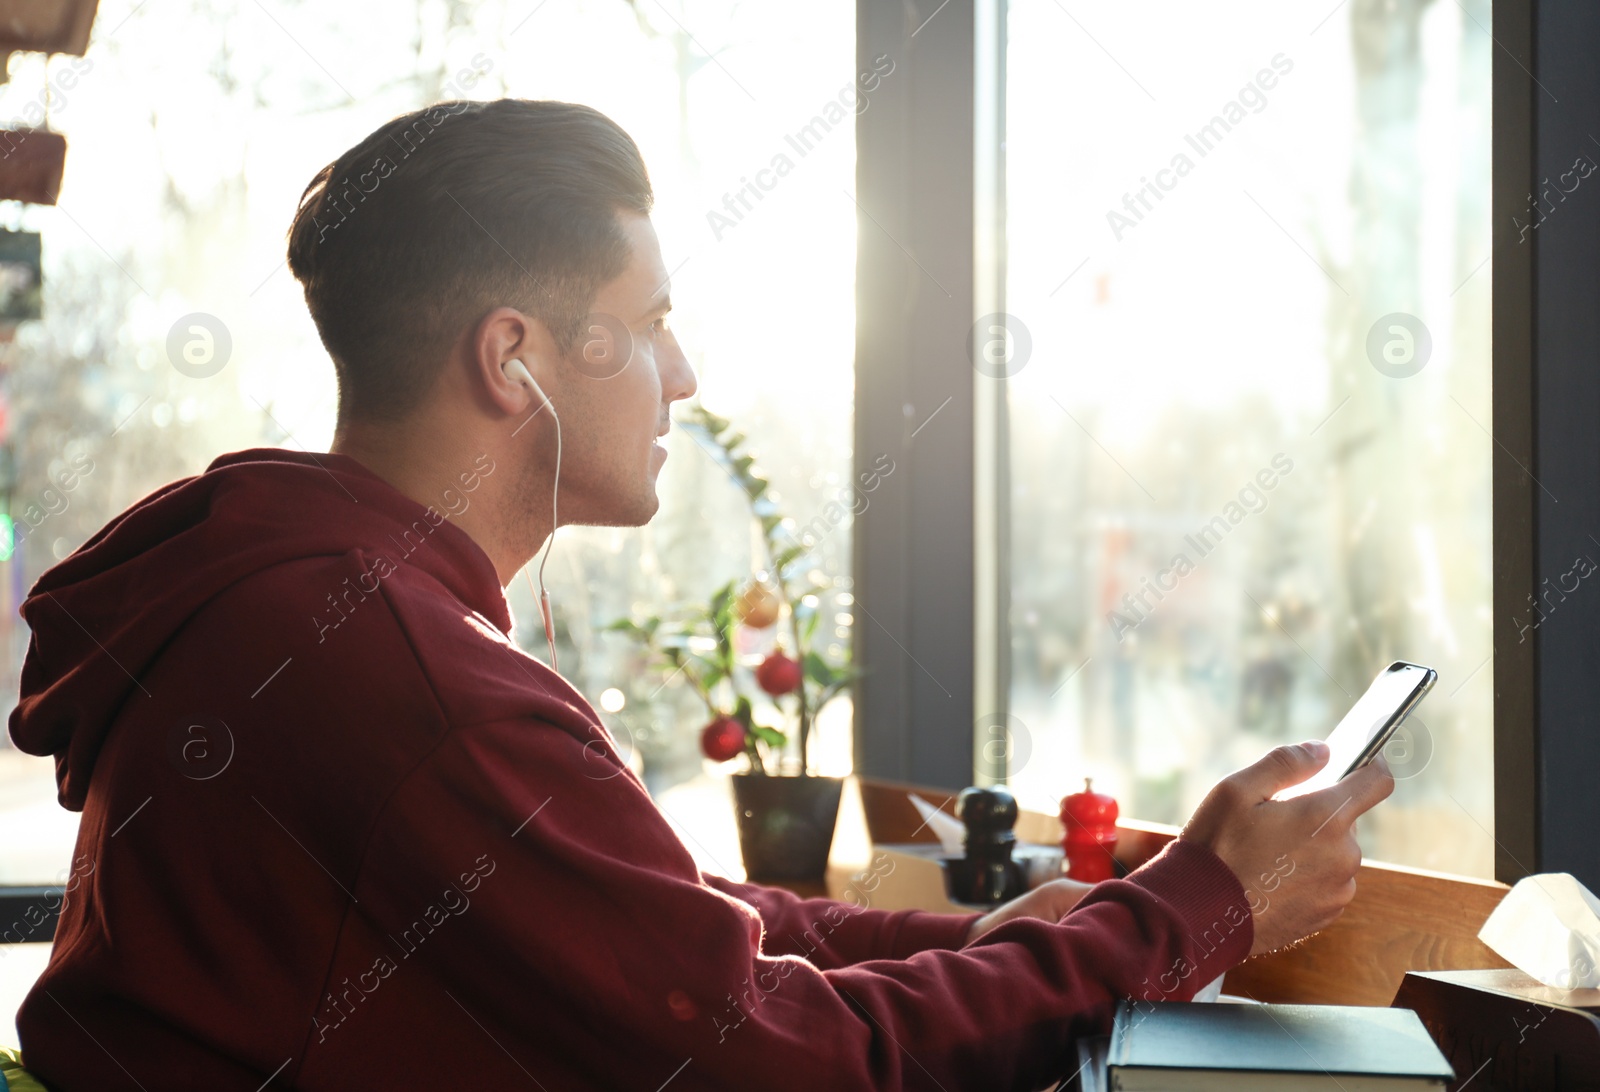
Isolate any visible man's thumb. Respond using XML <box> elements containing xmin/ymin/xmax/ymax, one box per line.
<box><xmin>1239</xmin><ymin>741</ymin><xmax>1330</xmax><ymax>800</ymax></box>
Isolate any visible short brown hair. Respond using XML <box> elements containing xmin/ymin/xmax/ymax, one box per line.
<box><xmin>287</xmin><ymin>99</ymin><xmax>653</xmax><ymax>421</ymax></box>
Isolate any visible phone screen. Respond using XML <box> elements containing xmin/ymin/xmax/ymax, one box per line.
<box><xmin>1273</xmin><ymin>661</ymin><xmax>1436</xmax><ymax>801</ymax></box>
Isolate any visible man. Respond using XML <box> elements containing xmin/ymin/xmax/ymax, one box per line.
<box><xmin>10</xmin><ymin>99</ymin><xmax>1391</xmax><ymax>1090</ymax></box>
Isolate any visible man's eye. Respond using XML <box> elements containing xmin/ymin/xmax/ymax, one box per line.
<box><xmin>651</xmin><ymin>316</ymin><xmax>669</xmax><ymax>336</ymax></box>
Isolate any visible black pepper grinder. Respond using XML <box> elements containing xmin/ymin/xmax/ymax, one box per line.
<box><xmin>946</xmin><ymin>787</ymin><xmax>1026</xmax><ymax>906</ymax></box>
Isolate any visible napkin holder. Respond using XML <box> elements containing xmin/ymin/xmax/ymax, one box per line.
<box><xmin>1391</xmin><ymin>968</ymin><xmax>1600</xmax><ymax>1091</ymax></box>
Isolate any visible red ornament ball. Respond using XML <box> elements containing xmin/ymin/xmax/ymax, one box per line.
<box><xmin>700</xmin><ymin>716</ymin><xmax>747</xmax><ymax>762</ymax></box>
<box><xmin>755</xmin><ymin>652</ymin><xmax>803</xmax><ymax>696</ymax></box>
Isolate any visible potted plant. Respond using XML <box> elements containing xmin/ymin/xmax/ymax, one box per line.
<box><xmin>608</xmin><ymin>404</ymin><xmax>859</xmax><ymax>881</ymax></box>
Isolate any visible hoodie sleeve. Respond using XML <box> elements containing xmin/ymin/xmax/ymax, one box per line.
<box><xmin>338</xmin><ymin>715</ymin><xmax>1253</xmax><ymax>1092</ymax></box>
<box><xmin>700</xmin><ymin>874</ymin><xmax>982</xmax><ymax>968</ymax></box>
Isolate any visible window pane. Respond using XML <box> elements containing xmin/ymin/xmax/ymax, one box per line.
<box><xmin>1004</xmin><ymin>0</ymin><xmax>1493</xmax><ymax>876</ymax></box>
<box><xmin>0</xmin><ymin>0</ymin><xmax>855</xmax><ymax>885</ymax></box>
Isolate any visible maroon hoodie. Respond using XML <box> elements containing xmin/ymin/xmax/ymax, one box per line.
<box><xmin>9</xmin><ymin>448</ymin><xmax>1252</xmax><ymax>1091</ymax></box>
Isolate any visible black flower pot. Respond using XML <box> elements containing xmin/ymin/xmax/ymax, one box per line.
<box><xmin>731</xmin><ymin>774</ymin><xmax>844</xmax><ymax>882</ymax></box>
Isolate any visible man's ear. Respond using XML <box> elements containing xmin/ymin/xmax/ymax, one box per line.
<box><xmin>471</xmin><ymin>305</ymin><xmax>558</xmax><ymax>415</ymax></box>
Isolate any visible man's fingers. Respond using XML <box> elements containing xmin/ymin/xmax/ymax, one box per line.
<box><xmin>1233</xmin><ymin>741</ymin><xmax>1331</xmax><ymax>802</ymax></box>
<box><xmin>1299</xmin><ymin>757</ymin><xmax>1394</xmax><ymax>834</ymax></box>
<box><xmin>1345</xmin><ymin>754</ymin><xmax>1396</xmax><ymax>812</ymax></box>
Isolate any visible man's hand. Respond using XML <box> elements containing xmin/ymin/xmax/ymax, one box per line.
<box><xmin>964</xmin><ymin>878</ymin><xmax>1096</xmax><ymax>945</ymax></box>
<box><xmin>1181</xmin><ymin>740</ymin><xmax>1394</xmax><ymax>957</ymax></box>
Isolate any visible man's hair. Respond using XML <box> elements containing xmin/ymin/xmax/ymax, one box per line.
<box><xmin>287</xmin><ymin>99</ymin><xmax>653</xmax><ymax>421</ymax></box>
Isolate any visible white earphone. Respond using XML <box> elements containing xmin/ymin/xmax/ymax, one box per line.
<box><xmin>503</xmin><ymin>358</ymin><xmax>551</xmax><ymax>412</ymax></box>
<box><xmin>504</xmin><ymin>358</ymin><xmax>561</xmax><ymax>671</ymax></box>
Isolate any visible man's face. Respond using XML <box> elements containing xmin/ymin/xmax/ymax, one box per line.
<box><xmin>542</xmin><ymin>212</ymin><xmax>697</xmax><ymax>528</ymax></box>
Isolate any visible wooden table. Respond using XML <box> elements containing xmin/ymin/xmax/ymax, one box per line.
<box><xmin>774</xmin><ymin>776</ymin><xmax>1511</xmax><ymax>1007</ymax></box>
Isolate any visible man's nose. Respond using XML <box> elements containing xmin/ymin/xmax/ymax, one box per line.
<box><xmin>662</xmin><ymin>331</ymin><xmax>697</xmax><ymax>402</ymax></box>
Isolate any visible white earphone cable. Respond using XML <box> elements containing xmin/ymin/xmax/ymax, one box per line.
<box><xmin>518</xmin><ymin>377</ymin><xmax>561</xmax><ymax>672</ymax></box>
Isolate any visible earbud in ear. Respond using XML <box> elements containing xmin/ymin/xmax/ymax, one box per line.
<box><xmin>503</xmin><ymin>358</ymin><xmax>553</xmax><ymax>412</ymax></box>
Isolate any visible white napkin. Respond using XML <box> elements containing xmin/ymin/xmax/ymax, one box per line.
<box><xmin>1479</xmin><ymin>872</ymin><xmax>1600</xmax><ymax>988</ymax></box>
<box><xmin>907</xmin><ymin>793</ymin><xmax>967</xmax><ymax>857</ymax></box>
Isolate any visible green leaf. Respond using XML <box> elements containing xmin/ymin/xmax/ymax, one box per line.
<box><xmin>801</xmin><ymin>605</ymin><xmax>822</xmax><ymax>643</ymax></box>
<box><xmin>688</xmin><ymin>402</ymin><xmax>730</xmax><ymax>436</ymax></box>
<box><xmin>711</xmin><ymin>587</ymin><xmax>735</xmax><ymax>630</ymax></box>
<box><xmin>750</xmin><ymin>724</ymin><xmax>787</xmax><ymax>749</ymax></box>
<box><xmin>803</xmin><ymin>650</ymin><xmax>837</xmax><ymax>689</ymax></box>
<box><xmin>815</xmin><ymin>682</ymin><xmax>855</xmax><ymax>714</ymax></box>
<box><xmin>772</xmin><ymin>543</ymin><xmax>807</xmax><ymax>571</ymax></box>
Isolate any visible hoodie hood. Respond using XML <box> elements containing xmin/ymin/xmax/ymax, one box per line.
<box><xmin>8</xmin><ymin>447</ymin><xmax>511</xmax><ymax>810</ymax></box>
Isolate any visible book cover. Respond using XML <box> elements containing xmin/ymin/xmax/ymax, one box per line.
<box><xmin>1108</xmin><ymin>1001</ymin><xmax>1454</xmax><ymax>1089</ymax></box>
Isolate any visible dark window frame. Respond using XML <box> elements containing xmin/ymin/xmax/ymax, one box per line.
<box><xmin>0</xmin><ymin>888</ymin><xmax>60</xmax><ymax>946</ymax></box>
<box><xmin>1492</xmin><ymin>0</ymin><xmax>1600</xmax><ymax>889</ymax></box>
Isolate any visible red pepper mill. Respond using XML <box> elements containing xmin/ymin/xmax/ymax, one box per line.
<box><xmin>1060</xmin><ymin>778</ymin><xmax>1119</xmax><ymax>882</ymax></box>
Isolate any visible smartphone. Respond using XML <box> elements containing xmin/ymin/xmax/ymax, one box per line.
<box><xmin>1273</xmin><ymin>660</ymin><xmax>1437</xmax><ymax>801</ymax></box>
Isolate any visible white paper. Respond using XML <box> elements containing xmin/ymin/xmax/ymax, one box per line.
<box><xmin>1479</xmin><ymin>872</ymin><xmax>1600</xmax><ymax>989</ymax></box>
<box><xmin>907</xmin><ymin>792</ymin><xmax>967</xmax><ymax>856</ymax></box>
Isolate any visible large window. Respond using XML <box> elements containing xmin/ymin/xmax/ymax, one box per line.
<box><xmin>1003</xmin><ymin>0</ymin><xmax>1494</xmax><ymax>877</ymax></box>
<box><xmin>0</xmin><ymin>0</ymin><xmax>858</xmax><ymax>906</ymax></box>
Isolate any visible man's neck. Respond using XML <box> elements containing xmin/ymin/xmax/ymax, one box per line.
<box><xmin>330</xmin><ymin>416</ymin><xmax>547</xmax><ymax>586</ymax></box>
